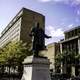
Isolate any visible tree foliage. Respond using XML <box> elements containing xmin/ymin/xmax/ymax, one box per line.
<box><xmin>0</xmin><ymin>41</ymin><xmax>32</xmax><ymax>65</ymax></box>
<box><xmin>55</xmin><ymin>50</ymin><xmax>80</xmax><ymax>66</ymax></box>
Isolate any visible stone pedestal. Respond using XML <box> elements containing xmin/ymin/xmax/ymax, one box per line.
<box><xmin>21</xmin><ymin>55</ymin><xmax>51</xmax><ymax>80</ymax></box>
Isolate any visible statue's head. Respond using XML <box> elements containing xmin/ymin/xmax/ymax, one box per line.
<box><xmin>37</xmin><ymin>22</ymin><xmax>39</xmax><ymax>28</ymax></box>
<box><xmin>34</xmin><ymin>22</ymin><xmax>40</xmax><ymax>28</ymax></box>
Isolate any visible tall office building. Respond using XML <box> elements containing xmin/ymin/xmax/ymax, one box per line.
<box><xmin>0</xmin><ymin>8</ymin><xmax>45</xmax><ymax>48</ymax></box>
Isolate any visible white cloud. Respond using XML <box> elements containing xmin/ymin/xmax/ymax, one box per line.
<box><xmin>36</xmin><ymin>0</ymin><xmax>80</xmax><ymax>5</ymax></box>
<box><xmin>45</xmin><ymin>25</ymin><xmax>64</xmax><ymax>44</ymax></box>
<box><xmin>37</xmin><ymin>0</ymin><xmax>52</xmax><ymax>2</ymax></box>
<box><xmin>68</xmin><ymin>24</ymin><xmax>74</xmax><ymax>28</ymax></box>
<box><xmin>37</xmin><ymin>0</ymin><xmax>66</xmax><ymax>2</ymax></box>
<box><xmin>77</xmin><ymin>10</ymin><xmax>80</xmax><ymax>15</ymax></box>
<box><xmin>72</xmin><ymin>0</ymin><xmax>80</xmax><ymax>5</ymax></box>
<box><xmin>46</xmin><ymin>25</ymin><xmax>64</xmax><ymax>37</ymax></box>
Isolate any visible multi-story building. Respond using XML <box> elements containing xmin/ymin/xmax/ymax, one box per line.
<box><xmin>44</xmin><ymin>43</ymin><xmax>60</xmax><ymax>73</ymax></box>
<box><xmin>0</xmin><ymin>8</ymin><xmax>45</xmax><ymax>48</ymax></box>
<box><xmin>0</xmin><ymin>8</ymin><xmax>45</xmax><ymax>79</ymax></box>
<box><xmin>60</xmin><ymin>26</ymin><xmax>80</xmax><ymax>76</ymax></box>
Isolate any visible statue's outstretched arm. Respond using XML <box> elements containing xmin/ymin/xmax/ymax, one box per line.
<box><xmin>44</xmin><ymin>34</ymin><xmax>52</xmax><ymax>38</ymax></box>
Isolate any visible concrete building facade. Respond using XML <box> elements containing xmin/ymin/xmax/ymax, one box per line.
<box><xmin>60</xmin><ymin>26</ymin><xmax>80</xmax><ymax>76</ymax></box>
<box><xmin>44</xmin><ymin>43</ymin><xmax>60</xmax><ymax>73</ymax></box>
<box><xmin>0</xmin><ymin>8</ymin><xmax>45</xmax><ymax>48</ymax></box>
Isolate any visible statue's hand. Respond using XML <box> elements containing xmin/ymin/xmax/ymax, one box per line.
<box><xmin>29</xmin><ymin>33</ymin><xmax>32</xmax><ymax>37</ymax></box>
<box><xmin>48</xmin><ymin>36</ymin><xmax>52</xmax><ymax>38</ymax></box>
<box><xmin>49</xmin><ymin>36</ymin><xmax>52</xmax><ymax>38</ymax></box>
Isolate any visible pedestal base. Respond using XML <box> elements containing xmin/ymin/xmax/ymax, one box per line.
<box><xmin>21</xmin><ymin>55</ymin><xmax>51</xmax><ymax>80</ymax></box>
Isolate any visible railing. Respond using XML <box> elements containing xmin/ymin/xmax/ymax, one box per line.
<box><xmin>0</xmin><ymin>64</ymin><xmax>23</xmax><ymax>80</ymax></box>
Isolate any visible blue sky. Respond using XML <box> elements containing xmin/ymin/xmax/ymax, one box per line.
<box><xmin>0</xmin><ymin>0</ymin><xmax>80</xmax><ymax>44</ymax></box>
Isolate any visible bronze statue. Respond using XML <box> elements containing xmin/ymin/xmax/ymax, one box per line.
<box><xmin>30</xmin><ymin>22</ymin><xmax>51</xmax><ymax>56</ymax></box>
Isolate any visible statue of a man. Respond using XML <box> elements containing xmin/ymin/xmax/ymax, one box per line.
<box><xmin>30</xmin><ymin>22</ymin><xmax>51</xmax><ymax>56</ymax></box>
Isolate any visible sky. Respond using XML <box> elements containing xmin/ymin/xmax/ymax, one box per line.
<box><xmin>0</xmin><ymin>0</ymin><xmax>80</xmax><ymax>44</ymax></box>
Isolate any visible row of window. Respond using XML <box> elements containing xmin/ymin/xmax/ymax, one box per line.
<box><xmin>1</xmin><ymin>10</ymin><xmax>23</xmax><ymax>35</ymax></box>
<box><xmin>65</xmin><ymin>28</ymin><xmax>80</xmax><ymax>39</ymax></box>
<box><xmin>0</xmin><ymin>18</ymin><xmax>21</xmax><ymax>48</ymax></box>
<box><xmin>62</xmin><ymin>40</ymin><xmax>78</xmax><ymax>53</ymax></box>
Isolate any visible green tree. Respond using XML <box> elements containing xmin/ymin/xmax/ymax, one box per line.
<box><xmin>0</xmin><ymin>41</ymin><xmax>31</xmax><ymax>64</ymax></box>
<box><xmin>0</xmin><ymin>41</ymin><xmax>32</xmax><ymax>75</ymax></box>
<box><xmin>55</xmin><ymin>50</ymin><xmax>80</xmax><ymax>75</ymax></box>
